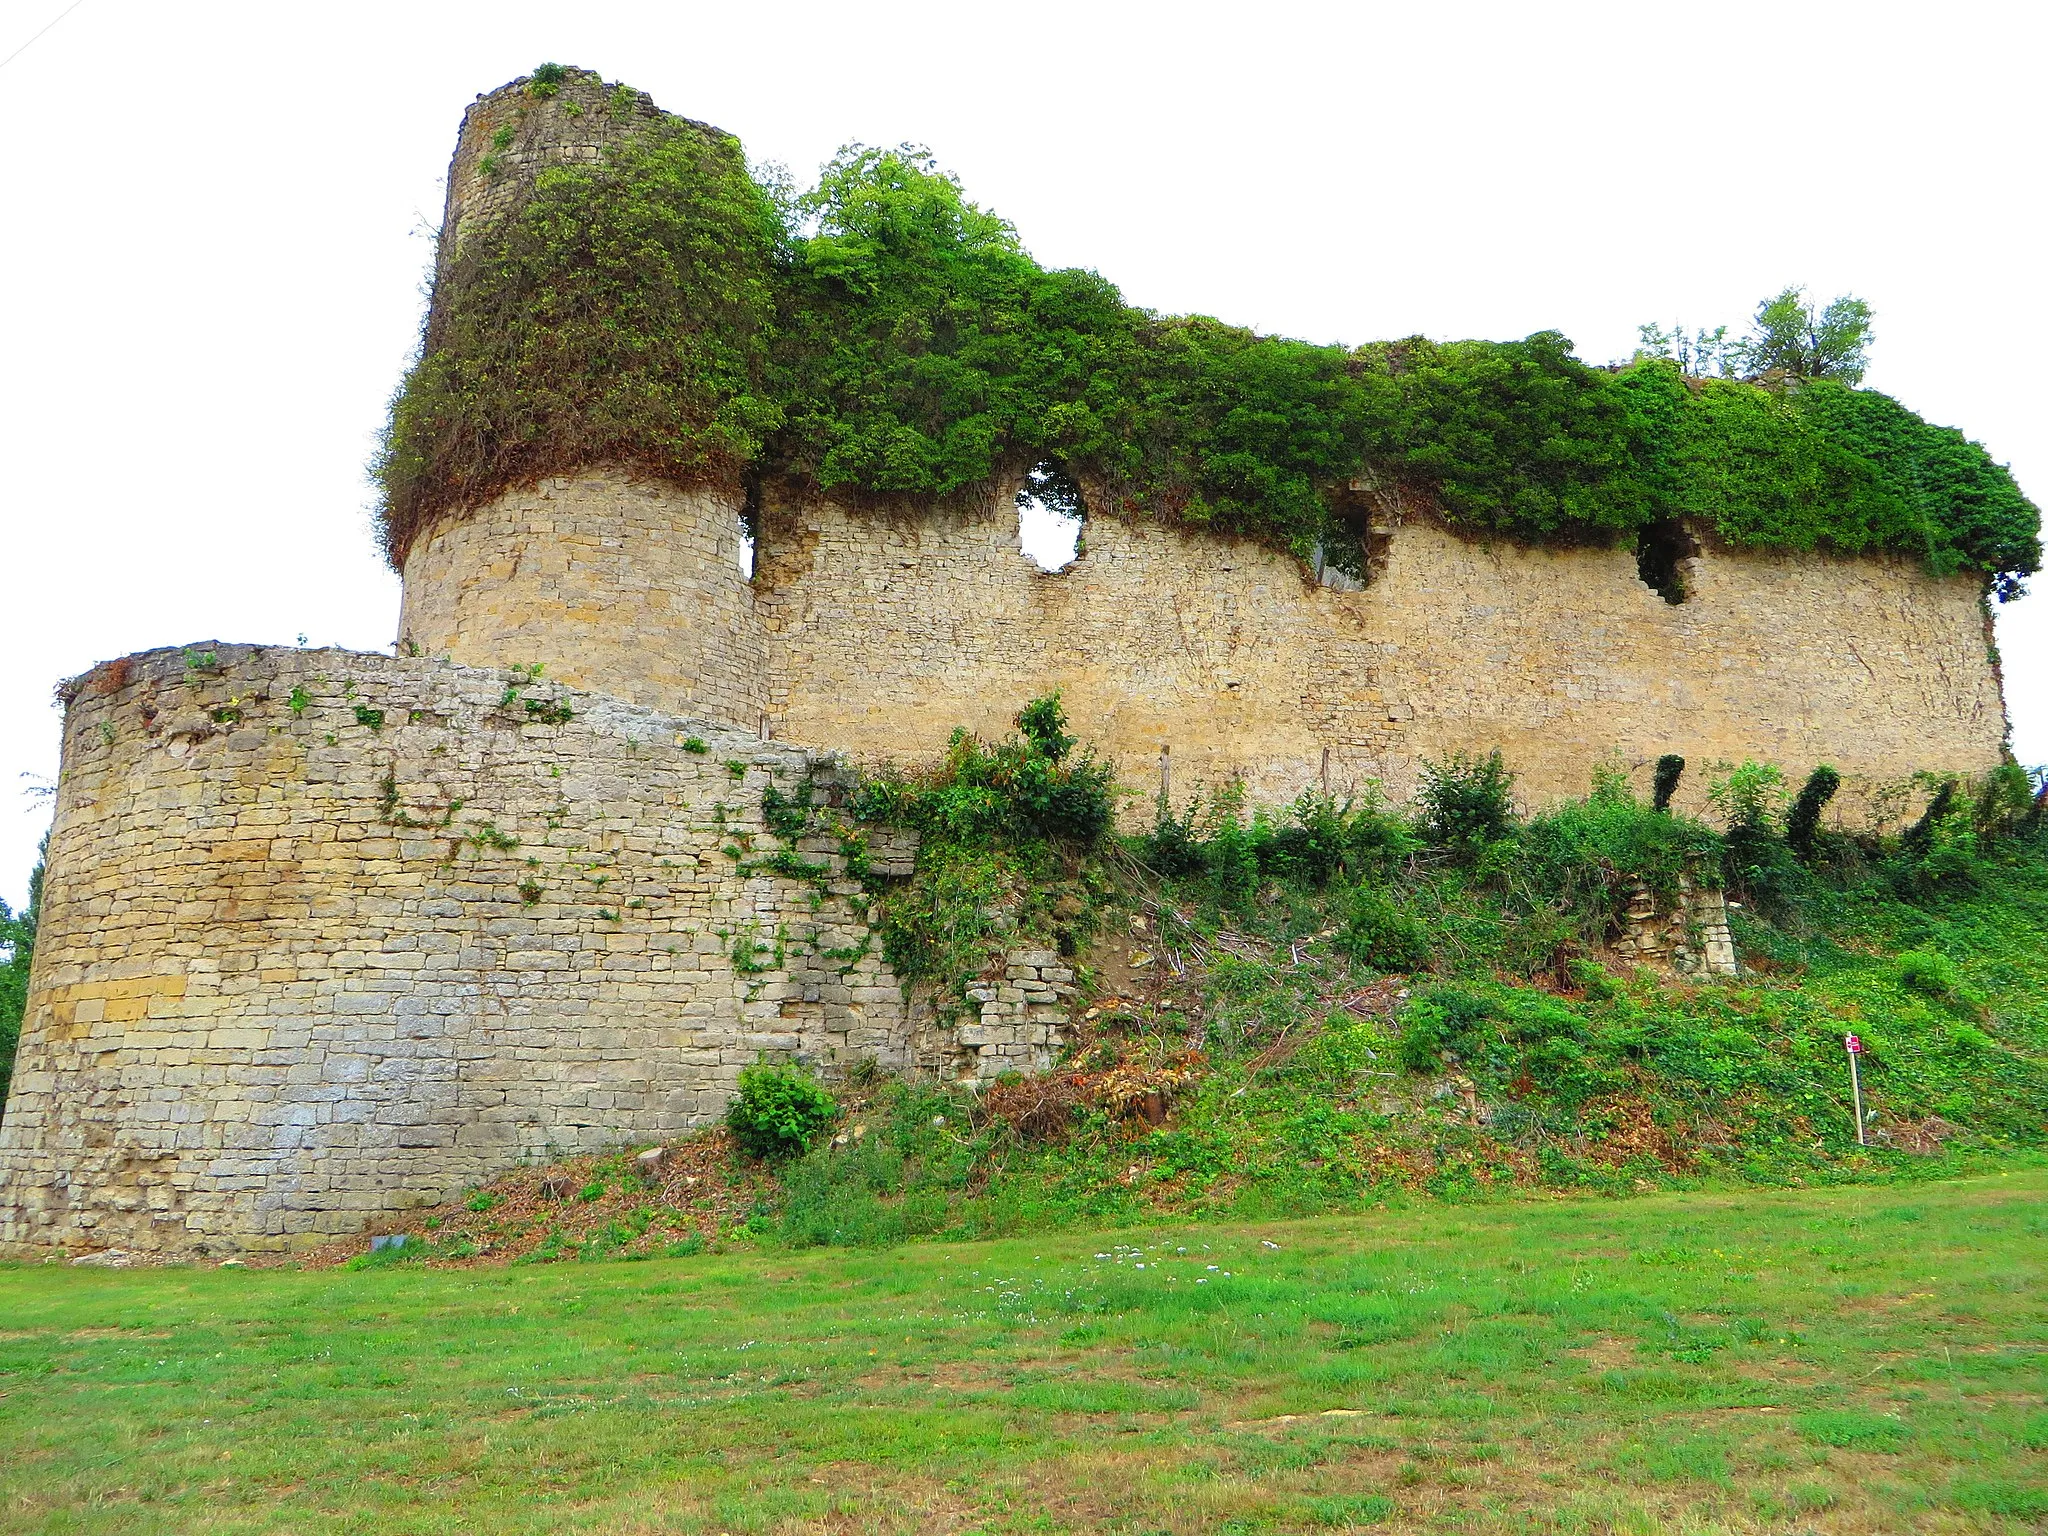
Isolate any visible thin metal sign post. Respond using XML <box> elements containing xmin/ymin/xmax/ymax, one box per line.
<box><xmin>1844</xmin><ymin>1033</ymin><xmax>1866</xmax><ymax>1145</ymax></box>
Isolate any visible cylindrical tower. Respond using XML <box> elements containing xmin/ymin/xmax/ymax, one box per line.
<box><xmin>390</xmin><ymin>68</ymin><xmax>770</xmax><ymax>730</ymax></box>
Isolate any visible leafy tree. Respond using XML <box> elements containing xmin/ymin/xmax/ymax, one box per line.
<box><xmin>0</xmin><ymin>838</ymin><xmax>43</xmax><ymax>1114</ymax></box>
<box><xmin>1636</xmin><ymin>321</ymin><xmax>1733</xmax><ymax>378</ymax></box>
<box><xmin>1737</xmin><ymin>286</ymin><xmax>1875</xmax><ymax>384</ymax></box>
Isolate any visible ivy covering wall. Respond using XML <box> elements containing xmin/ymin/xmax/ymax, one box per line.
<box><xmin>377</xmin><ymin>92</ymin><xmax>2040</xmax><ymax>598</ymax></box>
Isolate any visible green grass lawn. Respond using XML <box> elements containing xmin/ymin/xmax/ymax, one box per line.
<box><xmin>3</xmin><ymin>1175</ymin><xmax>2044</xmax><ymax>1534</ymax></box>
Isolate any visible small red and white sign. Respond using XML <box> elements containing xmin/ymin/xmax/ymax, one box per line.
<box><xmin>1844</xmin><ymin>1033</ymin><xmax>1864</xmax><ymax>1055</ymax></box>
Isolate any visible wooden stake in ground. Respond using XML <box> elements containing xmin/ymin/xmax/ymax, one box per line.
<box><xmin>1845</xmin><ymin>1033</ymin><xmax>1867</xmax><ymax>1145</ymax></box>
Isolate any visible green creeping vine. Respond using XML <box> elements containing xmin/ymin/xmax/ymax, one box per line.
<box><xmin>378</xmin><ymin>110</ymin><xmax>781</xmax><ymax>565</ymax></box>
<box><xmin>377</xmin><ymin>79</ymin><xmax>2040</xmax><ymax>597</ymax></box>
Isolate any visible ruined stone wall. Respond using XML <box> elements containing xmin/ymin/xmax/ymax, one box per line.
<box><xmin>392</xmin><ymin>466</ymin><xmax>2002</xmax><ymax>818</ymax></box>
<box><xmin>754</xmin><ymin>479</ymin><xmax>2005</xmax><ymax>819</ymax></box>
<box><xmin>0</xmin><ymin>645</ymin><xmax>931</xmax><ymax>1257</ymax></box>
<box><xmin>7</xmin><ymin>465</ymin><xmax>2001</xmax><ymax>1255</ymax></box>
<box><xmin>399</xmin><ymin>474</ymin><xmax>767</xmax><ymax>729</ymax></box>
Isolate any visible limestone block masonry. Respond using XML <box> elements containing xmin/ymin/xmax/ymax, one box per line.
<box><xmin>758</xmin><ymin>478</ymin><xmax>2006</xmax><ymax>821</ymax></box>
<box><xmin>1618</xmin><ymin>873</ymin><xmax>1739</xmax><ymax>977</ymax></box>
<box><xmin>0</xmin><ymin>646</ymin><xmax>1053</xmax><ymax>1257</ymax></box>
<box><xmin>401</xmin><ymin>467</ymin><xmax>2005</xmax><ymax>824</ymax></box>
<box><xmin>962</xmin><ymin>950</ymin><xmax>1078</xmax><ymax>1077</ymax></box>
<box><xmin>400</xmin><ymin>472</ymin><xmax>766</xmax><ymax>729</ymax></box>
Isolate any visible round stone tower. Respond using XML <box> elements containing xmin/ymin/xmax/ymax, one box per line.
<box><xmin>437</xmin><ymin>67</ymin><xmax>667</xmax><ymax>264</ymax></box>
<box><xmin>396</xmin><ymin>69</ymin><xmax>767</xmax><ymax>730</ymax></box>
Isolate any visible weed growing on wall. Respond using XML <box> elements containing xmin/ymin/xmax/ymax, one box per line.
<box><xmin>851</xmin><ymin>694</ymin><xmax>1113</xmax><ymax>1004</ymax></box>
<box><xmin>378</xmin><ymin>88</ymin><xmax>2040</xmax><ymax>593</ymax></box>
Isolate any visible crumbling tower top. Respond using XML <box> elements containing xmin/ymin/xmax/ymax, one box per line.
<box><xmin>439</xmin><ymin>66</ymin><xmax>666</xmax><ymax>267</ymax></box>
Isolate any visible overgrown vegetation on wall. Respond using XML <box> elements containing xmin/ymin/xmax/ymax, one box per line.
<box><xmin>376</xmin><ymin>114</ymin><xmax>785</xmax><ymax>565</ymax></box>
<box><xmin>377</xmin><ymin>69</ymin><xmax>2040</xmax><ymax>596</ymax></box>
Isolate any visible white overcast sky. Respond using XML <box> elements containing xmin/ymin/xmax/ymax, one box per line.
<box><xmin>0</xmin><ymin>0</ymin><xmax>2042</xmax><ymax>909</ymax></box>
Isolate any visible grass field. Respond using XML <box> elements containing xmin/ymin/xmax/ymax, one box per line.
<box><xmin>2</xmin><ymin>1173</ymin><xmax>2043</xmax><ymax>1534</ymax></box>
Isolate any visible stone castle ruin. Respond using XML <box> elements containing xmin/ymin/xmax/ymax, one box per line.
<box><xmin>0</xmin><ymin>70</ymin><xmax>2014</xmax><ymax>1256</ymax></box>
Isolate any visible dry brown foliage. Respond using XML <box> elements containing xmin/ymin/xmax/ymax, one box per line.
<box><xmin>982</xmin><ymin>1055</ymin><xmax>1205</xmax><ymax>1140</ymax></box>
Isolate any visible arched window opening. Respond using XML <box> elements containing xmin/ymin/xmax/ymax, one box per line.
<box><xmin>1636</xmin><ymin>518</ymin><xmax>1699</xmax><ymax>604</ymax></box>
<box><xmin>1016</xmin><ymin>462</ymin><xmax>1084</xmax><ymax>573</ymax></box>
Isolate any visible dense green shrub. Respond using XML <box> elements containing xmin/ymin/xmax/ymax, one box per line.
<box><xmin>1394</xmin><ymin>986</ymin><xmax>1607</xmax><ymax>1102</ymax></box>
<box><xmin>378</xmin><ymin>85</ymin><xmax>2040</xmax><ymax>595</ymax></box>
<box><xmin>1204</xmin><ymin>818</ymin><xmax>1262</xmax><ymax>912</ymax></box>
<box><xmin>1891</xmin><ymin>780</ymin><xmax>1989</xmax><ymax>896</ymax></box>
<box><xmin>773</xmin><ymin>1083</ymin><xmax>984</xmax><ymax>1247</ymax></box>
<box><xmin>1971</xmin><ymin>762</ymin><xmax>2036</xmax><ymax>839</ymax></box>
<box><xmin>1253</xmin><ymin>793</ymin><xmax>1354</xmax><ymax>889</ymax></box>
<box><xmin>1651</xmin><ymin>754</ymin><xmax>1685</xmax><ymax>812</ymax></box>
<box><xmin>1137</xmin><ymin>789</ymin><xmax>1420</xmax><ymax>907</ymax></box>
<box><xmin>1707</xmin><ymin>760</ymin><xmax>1805</xmax><ymax>906</ymax></box>
<box><xmin>1243</xmin><ymin>792</ymin><xmax>1411</xmax><ymax>889</ymax></box>
<box><xmin>855</xmin><ymin>695</ymin><xmax>1110</xmax><ymax>995</ymax></box>
<box><xmin>1342</xmin><ymin>889</ymin><xmax>1431</xmax><ymax>973</ymax></box>
<box><xmin>1891</xmin><ymin>948</ymin><xmax>1970</xmax><ymax>1005</ymax></box>
<box><xmin>1137</xmin><ymin>795</ymin><xmax>1207</xmax><ymax>878</ymax></box>
<box><xmin>726</xmin><ymin>1062</ymin><xmax>838</xmax><ymax>1160</ymax></box>
<box><xmin>1417</xmin><ymin>751</ymin><xmax>1516</xmax><ymax>863</ymax></box>
<box><xmin>860</xmin><ymin>695</ymin><xmax>1114</xmax><ymax>853</ymax></box>
<box><xmin>1517</xmin><ymin>790</ymin><xmax>1722</xmax><ymax>940</ymax></box>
